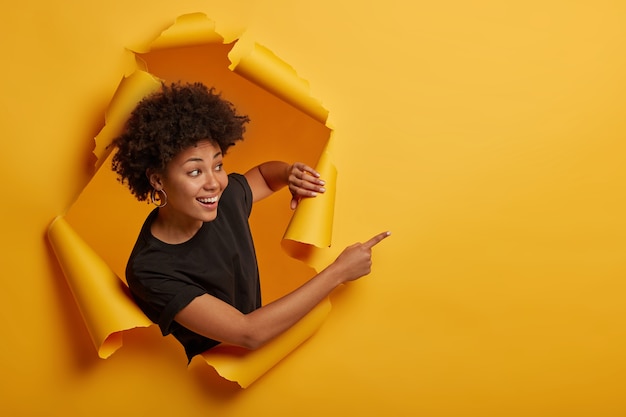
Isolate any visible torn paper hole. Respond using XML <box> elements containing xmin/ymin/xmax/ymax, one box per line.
<box><xmin>47</xmin><ymin>12</ymin><xmax>339</xmax><ymax>388</ymax></box>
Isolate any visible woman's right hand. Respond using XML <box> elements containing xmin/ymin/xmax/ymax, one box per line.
<box><xmin>175</xmin><ymin>230</ymin><xmax>390</xmax><ymax>350</ymax></box>
<box><xmin>329</xmin><ymin>231</ymin><xmax>391</xmax><ymax>283</ymax></box>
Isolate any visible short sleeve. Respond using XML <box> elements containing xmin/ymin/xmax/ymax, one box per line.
<box><xmin>226</xmin><ymin>173</ymin><xmax>253</xmax><ymax>217</ymax></box>
<box><xmin>125</xmin><ymin>171</ymin><xmax>260</xmax><ymax>360</ymax></box>
<box><xmin>128</xmin><ymin>265</ymin><xmax>207</xmax><ymax>336</ymax></box>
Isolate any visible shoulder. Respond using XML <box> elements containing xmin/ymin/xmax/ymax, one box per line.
<box><xmin>227</xmin><ymin>172</ymin><xmax>250</xmax><ymax>192</ymax></box>
<box><xmin>126</xmin><ymin>209</ymin><xmax>172</xmax><ymax>279</ymax></box>
<box><xmin>224</xmin><ymin>172</ymin><xmax>253</xmax><ymax>213</ymax></box>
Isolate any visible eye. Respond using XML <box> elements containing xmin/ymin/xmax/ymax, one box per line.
<box><xmin>215</xmin><ymin>163</ymin><xmax>223</xmax><ymax>171</ymax></box>
<box><xmin>188</xmin><ymin>169</ymin><xmax>201</xmax><ymax>177</ymax></box>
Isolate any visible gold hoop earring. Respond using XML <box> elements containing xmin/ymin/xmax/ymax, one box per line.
<box><xmin>150</xmin><ymin>188</ymin><xmax>167</xmax><ymax>208</ymax></box>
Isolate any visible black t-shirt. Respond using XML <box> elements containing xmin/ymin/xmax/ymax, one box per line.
<box><xmin>126</xmin><ymin>173</ymin><xmax>261</xmax><ymax>361</ymax></box>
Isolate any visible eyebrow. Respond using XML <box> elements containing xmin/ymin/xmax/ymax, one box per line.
<box><xmin>184</xmin><ymin>151</ymin><xmax>222</xmax><ymax>163</ymax></box>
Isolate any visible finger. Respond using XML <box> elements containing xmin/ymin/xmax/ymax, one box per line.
<box><xmin>303</xmin><ymin>171</ymin><xmax>326</xmax><ymax>187</ymax></box>
<box><xmin>294</xmin><ymin>171</ymin><xmax>326</xmax><ymax>190</ymax></box>
<box><xmin>293</xmin><ymin>174</ymin><xmax>325</xmax><ymax>190</ymax></box>
<box><xmin>289</xmin><ymin>182</ymin><xmax>323</xmax><ymax>198</ymax></box>
<box><xmin>363</xmin><ymin>231</ymin><xmax>391</xmax><ymax>249</ymax></box>
<box><xmin>295</xmin><ymin>163</ymin><xmax>320</xmax><ymax>178</ymax></box>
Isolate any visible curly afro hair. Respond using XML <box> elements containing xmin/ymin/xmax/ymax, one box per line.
<box><xmin>111</xmin><ymin>82</ymin><xmax>250</xmax><ymax>202</ymax></box>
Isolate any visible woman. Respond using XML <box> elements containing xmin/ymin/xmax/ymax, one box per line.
<box><xmin>112</xmin><ymin>81</ymin><xmax>389</xmax><ymax>362</ymax></box>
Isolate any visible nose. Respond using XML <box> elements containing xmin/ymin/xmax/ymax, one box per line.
<box><xmin>203</xmin><ymin>171</ymin><xmax>219</xmax><ymax>190</ymax></box>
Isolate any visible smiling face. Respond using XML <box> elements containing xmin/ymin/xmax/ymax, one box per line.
<box><xmin>148</xmin><ymin>140</ymin><xmax>229</xmax><ymax>242</ymax></box>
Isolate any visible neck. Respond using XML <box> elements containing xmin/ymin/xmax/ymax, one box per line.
<box><xmin>150</xmin><ymin>207</ymin><xmax>203</xmax><ymax>244</ymax></box>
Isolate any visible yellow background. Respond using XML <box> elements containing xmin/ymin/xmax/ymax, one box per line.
<box><xmin>2</xmin><ymin>0</ymin><xmax>626</xmax><ymax>415</ymax></box>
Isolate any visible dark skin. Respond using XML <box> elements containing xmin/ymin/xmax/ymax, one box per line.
<box><xmin>150</xmin><ymin>140</ymin><xmax>390</xmax><ymax>350</ymax></box>
<box><xmin>175</xmin><ymin>228</ymin><xmax>390</xmax><ymax>350</ymax></box>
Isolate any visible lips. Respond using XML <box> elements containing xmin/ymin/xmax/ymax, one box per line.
<box><xmin>197</xmin><ymin>196</ymin><xmax>219</xmax><ymax>204</ymax></box>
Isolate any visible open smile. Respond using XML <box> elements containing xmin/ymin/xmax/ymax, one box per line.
<box><xmin>197</xmin><ymin>196</ymin><xmax>219</xmax><ymax>205</ymax></box>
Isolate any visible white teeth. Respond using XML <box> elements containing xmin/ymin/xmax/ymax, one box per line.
<box><xmin>198</xmin><ymin>196</ymin><xmax>218</xmax><ymax>204</ymax></box>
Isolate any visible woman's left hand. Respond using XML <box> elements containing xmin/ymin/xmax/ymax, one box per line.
<box><xmin>287</xmin><ymin>162</ymin><xmax>326</xmax><ymax>209</ymax></box>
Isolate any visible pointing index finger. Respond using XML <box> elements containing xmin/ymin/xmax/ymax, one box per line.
<box><xmin>363</xmin><ymin>231</ymin><xmax>391</xmax><ymax>249</ymax></box>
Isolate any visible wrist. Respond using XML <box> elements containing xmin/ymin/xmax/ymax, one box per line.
<box><xmin>319</xmin><ymin>263</ymin><xmax>345</xmax><ymax>288</ymax></box>
<box><xmin>283</xmin><ymin>162</ymin><xmax>292</xmax><ymax>186</ymax></box>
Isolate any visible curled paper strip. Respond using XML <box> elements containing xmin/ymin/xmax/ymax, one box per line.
<box><xmin>282</xmin><ymin>135</ymin><xmax>337</xmax><ymax>248</ymax></box>
<box><xmin>229</xmin><ymin>41</ymin><xmax>329</xmax><ymax>124</ymax></box>
<box><xmin>280</xmin><ymin>138</ymin><xmax>339</xmax><ymax>274</ymax></box>
<box><xmin>93</xmin><ymin>71</ymin><xmax>162</xmax><ymax>168</ymax></box>
<box><xmin>147</xmin><ymin>13</ymin><xmax>223</xmax><ymax>51</ymax></box>
<box><xmin>198</xmin><ymin>300</ymin><xmax>331</xmax><ymax>388</ymax></box>
<box><xmin>47</xmin><ymin>216</ymin><xmax>152</xmax><ymax>359</ymax></box>
<box><xmin>48</xmin><ymin>12</ymin><xmax>337</xmax><ymax>387</ymax></box>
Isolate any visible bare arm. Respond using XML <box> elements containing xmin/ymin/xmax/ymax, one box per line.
<box><xmin>174</xmin><ymin>231</ymin><xmax>391</xmax><ymax>350</ymax></box>
<box><xmin>244</xmin><ymin>161</ymin><xmax>326</xmax><ymax>208</ymax></box>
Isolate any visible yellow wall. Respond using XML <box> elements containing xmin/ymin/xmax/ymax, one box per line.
<box><xmin>2</xmin><ymin>0</ymin><xmax>626</xmax><ymax>415</ymax></box>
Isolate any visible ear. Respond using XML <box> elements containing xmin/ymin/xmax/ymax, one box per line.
<box><xmin>146</xmin><ymin>169</ymin><xmax>164</xmax><ymax>190</ymax></box>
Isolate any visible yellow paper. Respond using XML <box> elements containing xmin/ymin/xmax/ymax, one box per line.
<box><xmin>229</xmin><ymin>41</ymin><xmax>329</xmax><ymax>124</ymax></box>
<box><xmin>283</xmin><ymin>136</ymin><xmax>337</xmax><ymax>248</ymax></box>
<box><xmin>47</xmin><ymin>12</ymin><xmax>338</xmax><ymax>387</ymax></box>
<box><xmin>93</xmin><ymin>70</ymin><xmax>162</xmax><ymax>169</ymax></box>
<box><xmin>47</xmin><ymin>216</ymin><xmax>152</xmax><ymax>359</ymax></box>
<box><xmin>143</xmin><ymin>13</ymin><xmax>223</xmax><ymax>51</ymax></box>
<box><xmin>5</xmin><ymin>1</ymin><xmax>626</xmax><ymax>414</ymax></box>
<box><xmin>197</xmin><ymin>299</ymin><xmax>331</xmax><ymax>388</ymax></box>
